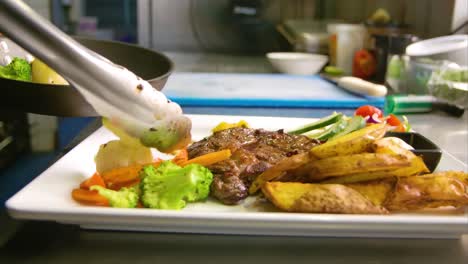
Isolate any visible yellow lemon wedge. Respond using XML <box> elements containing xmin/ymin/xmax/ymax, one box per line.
<box><xmin>31</xmin><ymin>59</ymin><xmax>68</xmax><ymax>85</ymax></box>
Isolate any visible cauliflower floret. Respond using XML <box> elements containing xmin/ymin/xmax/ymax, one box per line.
<box><xmin>94</xmin><ymin>139</ymin><xmax>153</xmax><ymax>174</ymax></box>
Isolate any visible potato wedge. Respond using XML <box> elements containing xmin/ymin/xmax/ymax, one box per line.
<box><xmin>374</xmin><ymin>137</ymin><xmax>429</xmax><ymax>173</ymax></box>
<box><xmin>303</xmin><ymin>153</ymin><xmax>411</xmax><ymax>181</ymax></box>
<box><xmin>322</xmin><ymin>156</ymin><xmax>427</xmax><ymax>184</ymax></box>
<box><xmin>249</xmin><ymin>152</ymin><xmax>314</xmax><ymax>194</ymax></box>
<box><xmin>310</xmin><ymin>123</ymin><xmax>387</xmax><ymax>159</ymax></box>
<box><xmin>322</xmin><ymin>170</ymin><xmax>395</xmax><ymax>184</ymax></box>
<box><xmin>384</xmin><ymin>171</ymin><xmax>468</xmax><ymax>211</ymax></box>
<box><xmin>262</xmin><ymin>182</ymin><xmax>388</xmax><ymax>214</ymax></box>
<box><xmin>427</xmin><ymin>170</ymin><xmax>468</xmax><ymax>185</ymax></box>
<box><xmin>345</xmin><ymin>178</ymin><xmax>396</xmax><ymax>206</ymax></box>
<box><xmin>372</xmin><ymin>137</ymin><xmax>415</xmax><ymax>157</ymax></box>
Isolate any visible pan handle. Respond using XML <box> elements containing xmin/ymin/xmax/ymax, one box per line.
<box><xmin>0</xmin><ymin>0</ymin><xmax>154</xmax><ymax>124</ymax></box>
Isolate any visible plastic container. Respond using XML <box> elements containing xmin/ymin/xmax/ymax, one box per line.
<box><xmin>385</xmin><ymin>35</ymin><xmax>417</xmax><ymax>93</ymax></box>
<box><xmin>427</xmin><ymin>62</ymin><xmax>468</xmax><ymax>108</ymax></box>
<box><xmin>327</xmin><ymin>23</ymin><xmax>367</xmax><ymax>75</ymax></box>
<box><xmin>405</xmin><ymin>58</ymin><xmax>443</xmax><ymax>94</ymax></box>
<box><xmin>278</xmin><ymin>20</ymin><xmax>332</xmax><ymax>54</ymax></box>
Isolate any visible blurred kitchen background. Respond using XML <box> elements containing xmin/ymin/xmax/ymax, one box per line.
<box><xmin>48</xmin><ymin>0</ymin><xmax>467</xmax><ymax>71</ymax></box>
<box><xmin>0</xmin><ymin>0</ymin><xmax>467</xmax><ymax>203</ymax></box>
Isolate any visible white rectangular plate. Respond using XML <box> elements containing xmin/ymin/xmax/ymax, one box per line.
<box><xmin>6</xmin><ymin>115</ymin><xmax>468</xmax><ymax>238</ymax></box>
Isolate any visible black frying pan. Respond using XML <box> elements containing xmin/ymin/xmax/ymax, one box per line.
<box><xmin>0</xmin><ymin>37</ymin><xmax>173</xmax><ymax>116</ymax></box>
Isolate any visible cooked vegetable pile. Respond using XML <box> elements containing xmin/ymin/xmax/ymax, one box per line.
<box><xmin>0</xmin><ymin>54</ymin><xmax>68</xmax><ymax>85</ymax></box>
<box><xmin>0</xmin><ymin>57</ymin><xmax>31</xmax><ymax>81</ymax></box>
<box><xmin>72</xmin><ymin>122</ymin><xmax>230</xmax><ymax>210</ymax></box>
<box><xmin>73</xmin><ymin>152</ymin><xmax>217</xmax><ymax>209</ymax></box>
<box><xmin>0</xmin><ymin>56</ymin><xmax>68</xmax><ymax>84</ymax></box>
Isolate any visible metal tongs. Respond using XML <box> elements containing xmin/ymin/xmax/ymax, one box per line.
<box><xmin>0</xmin><ymin>0</ymin><xmax>191</xmax><ymax>153</ymax></box>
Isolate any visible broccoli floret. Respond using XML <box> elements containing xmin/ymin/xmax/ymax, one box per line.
<box><xmin>140</xmin><ymin>161</ymin><xmax>213</xmax><ymax>210</ymax></box>
<box><xmin>140</xmin><ymin>126</ymin><xmax>179</xmax><ymax>152</ymax></box>
<box><xmin>90</xmin><ymin>185</ymin><xmax>139</xmax><ymax>208</ymax></box>
<box><xmin>0</xmin><ymin>57</ymin><xmax>31</xmax><ymax>81</ymax></box>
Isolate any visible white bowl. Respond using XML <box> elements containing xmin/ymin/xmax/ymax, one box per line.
<box><xmin>406</xmin><ymin>35</ymin><xmax>468</xmax><ymax>66</ymax></box>
<box><xmin>266</xmin><ymin>52</ymin><xmax>328</xmax><ymax>75</ymax></box>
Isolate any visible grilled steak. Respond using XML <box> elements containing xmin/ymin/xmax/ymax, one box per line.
<box><xmin>187</xmin><ymin>127</ymin><xmax>319</xmax><ymax>205</ymax></box>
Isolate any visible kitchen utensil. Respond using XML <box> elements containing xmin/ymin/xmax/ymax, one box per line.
<box><xmin>0</xmin><ymin>0</ymin><xmax>189</xmax><ymax>152</ymax></box>
<box><xmin>0</xmin><ymin>37</ymin><xmax>173</xmax><ymax>116</ymax></box>
<box><xmin>321</xmin><ymin>74</ymin><xmax>387</xmax><ymax>97</ymax></box>
<box><xmin>163</xmin><ymin>73</ymin><xmax>384</xmax><ymax>108</ymax></box>
<box><xmin>266</xmin><ymin>52</ymin><xmax>328</xmax><ymax>75</ymax></box>
<box><xmin>164</xmin><ymin>73</ymin><xmax>384</xmax><ymax>108</ymax></box>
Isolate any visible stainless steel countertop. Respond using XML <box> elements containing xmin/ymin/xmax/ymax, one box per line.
<box><xmin>1</xmin><ymin>53</ymin><xmax>467</xmax><ymax>263</ymax></box>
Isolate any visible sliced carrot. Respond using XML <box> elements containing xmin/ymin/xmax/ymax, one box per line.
<box><xmin>181</xmin><ymin>149</ymin><xmax>232</xmax><ymax>167</ymax></box>
<box><xmin>101</xmin><ymin>160</ymin><xmax>162</xmax><ymax>188</ymax></box>
<box><xmin>71</xmin><ymin>188</ymin><xmax>109</xmax><ymax>206</ymax></box>
<box><xmin>107</xmin><ymin>178</ymin><xmax>140</xmax><ymax>191</ymax></box>
<box><xmin>171</xmin><ymin>148</ymin><xmax>188</xmax><ymax>165</ymax></box>
<box><xmin>101</xmin><ymin>165</ymin><xmax>143</xmax><ymax>184</ymax></box>
<box><xmin>80</xmin><ymin>172</ymin><xmax>106</xmax><ymax>190</ymax></box>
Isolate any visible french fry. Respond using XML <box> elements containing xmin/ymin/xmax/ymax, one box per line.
<box><xmin>262</xmin><ymin>182</ymin><xmax>388</xmax><ymax>214</ymax></box>
<box><xmin>310</xmin><ymin>123</ymin><xmax>387</xmax><ymax>159</ymax></box>
<box><xmin>249</xmin><ymin>152</ymin><xmax>314</xmax><ymax>194</ymax></box>
<box><xmin>304</xmin><ymin>153</ymin><xmax>411</xmax><ymax>181</ymax></box>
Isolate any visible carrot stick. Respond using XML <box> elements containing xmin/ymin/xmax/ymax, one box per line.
<box><xmin>80</xmin><ymin>172</ymin><xmax>106</xmax><ymax>190</ymax></box>
<box><xmin>71</xmin><ymin>188</ymin><xmax>109</xmax><ymax>206</ymax></box>
<box><xmin>181</xmin><ymin>149</ymin><xmax>231</xmax><ymax>167</ymax></box>
<box><xmin>107</xmin><ymin>178</ymin><xmax>140</xmax><ymax>191</ymax></box>
<box><xmin>171</xmin><ymin>148</ymin><xmax>188</xmax><ymax>166</ymax></box>
<box><xmin>101</xmin><ymin>160</ymin><xmax>162</xmax><ymax>188</ymax></box>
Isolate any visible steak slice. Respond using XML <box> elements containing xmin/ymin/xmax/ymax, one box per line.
<box><xmin>187</xmin><ymin>127</ymin><xmax>319</xmax><ymax>205</ymax></box>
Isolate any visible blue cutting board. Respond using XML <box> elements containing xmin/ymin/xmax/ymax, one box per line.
<box><xmin>163</xmin><ymin>73</ymin><xmax>384</xmax><ymax>108</ymax></box>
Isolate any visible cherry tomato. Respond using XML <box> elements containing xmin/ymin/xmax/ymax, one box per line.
<box><xmin>386</xmin><ymin>114</ymin><xmax>402</xmax><ymax>126</ymax></box>
<box><xmin>354</xmin><ymin>105</ymin><xmax>383</xmax><ymax>118</ymax></box>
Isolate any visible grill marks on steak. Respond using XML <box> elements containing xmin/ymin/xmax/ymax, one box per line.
<box><xmin>187</xmin><ymin>127</ymin><xmax>319</xmax><ymax>205</ymax></box>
